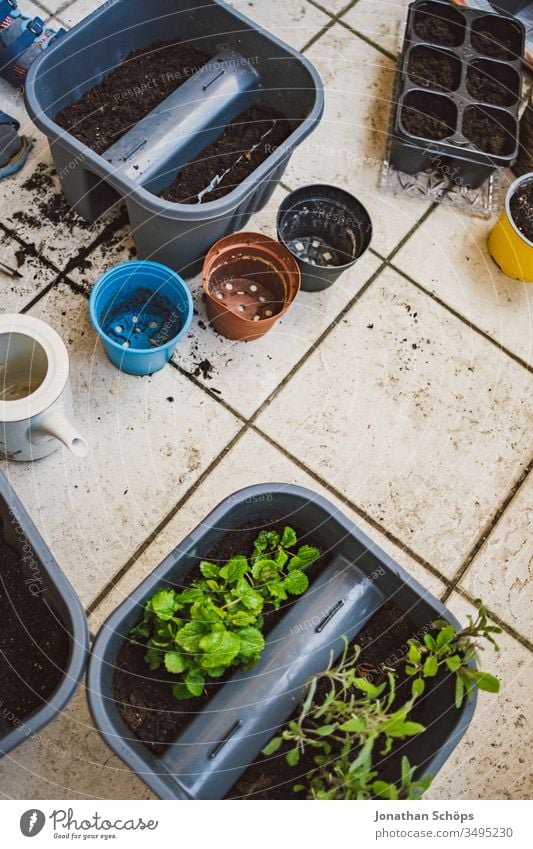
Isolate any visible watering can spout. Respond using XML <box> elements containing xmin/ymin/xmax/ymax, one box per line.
<box><xmin>31</xmin><ymin>408</ymin><xmax>89</xmax><ymax>458</ymax></box>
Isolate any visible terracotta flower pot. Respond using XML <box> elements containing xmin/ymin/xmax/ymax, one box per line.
<box><xmin>202</xmin><ymin>232</ymin><xmax>301</xmax><ymax>340</ymax></box>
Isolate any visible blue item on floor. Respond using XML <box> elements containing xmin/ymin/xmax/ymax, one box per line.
<box><xmin>0</xmin><ymin>0</ymin><xmax>65</xmax><ymax>87</ymax></box>
<box><xmin>89</xmin><ymin>261</ymin><xmax>193</xmax><ymax>376</ymax></box>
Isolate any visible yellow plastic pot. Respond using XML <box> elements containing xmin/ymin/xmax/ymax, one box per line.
<box><xmin>488</xmin><ymin>173</ymin><xmax>533</xmax><ymax>282</ymax></box>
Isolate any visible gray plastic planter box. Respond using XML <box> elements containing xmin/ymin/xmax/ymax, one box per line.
<box><xmin>24</xmin><ymin>0</ymin><xmax>324</xmax><ymax>277</ymax></box>
<box><xmin>0</xmin><ymin>471</ymin><xmax>89</xmax><ymax>756</ymax></box>
<box><xmin>88</xmin><ymin>484</ymin><xmax>476</xmax><ymax>800</ymax></box>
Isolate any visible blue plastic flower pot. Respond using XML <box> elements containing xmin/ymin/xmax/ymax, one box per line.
<box><xmin>89</xmin><ymin>261</ymin><xmax>193</xmax><ymax>376</ymax></box>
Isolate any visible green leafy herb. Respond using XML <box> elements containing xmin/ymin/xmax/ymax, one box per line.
<box><xmin>132</xmin><ymin>526</ymin><xmax>320</xmax><ymax>699</ymax></box>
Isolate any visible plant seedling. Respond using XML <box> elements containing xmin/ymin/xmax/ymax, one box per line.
<box><xmin>131</xmin><ymin>526</ymin><xmax>320</xmax><ymax>699</ymax></box>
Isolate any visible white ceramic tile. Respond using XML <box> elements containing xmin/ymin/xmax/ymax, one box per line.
<box><xmin>1</xmin><ymin>284</ymin><xmax>240</xmax><ymax>606</ymax></box>
<box><xmin>171</xmin><ymin>250</ymin><xmax>379</xmax><ymax>418</ymax></box>
<box><xmin>227</xmin><ymin>0</ymin><xmax>330</xmax><ymax>50</ymax></box>
<box><xmin>91</xmin><ymin>428</ymin><xmax>446</xmax><ymax>632</ymax></box>
<box><xmin>283</xmin><ymin>24</ymin><xmax>431</xmax><ymax>257</ymax></box>
<box><xmin>460</xmin><ymin>474</ymin><xmax>533</xmax><ymax>643</ymax></box>
<box><xmin>426</xmin><ymin>593</ymin><xmax>533</xmax><ymax>801</ymax></box>
<box><xmin>0</xmin><ymin>687</ymin><xmax>153</xmax><ymax>799</ymax></box>
<box><xmin>393</xmin><ymin>202</ymin><xmax>533</xmax><ymax>366</ymax></box>
<box><xmin>257</xmin><ymin>265</ymin><xmax>533</xmax><ymax>577</ymax></box>
<box><xmin>343</xmin><ymin>0</ymin><xmax>410</xmax><ymax>55</ymax></box>
<box><xmin>0</xmin><ymin>232</ymin><xmax>58</xmax><ymax>312</ymax></box>
<box><xmin>0</xmin><ymin>133</ymin><xmax>118</xmax><ymax>274</ymax></box>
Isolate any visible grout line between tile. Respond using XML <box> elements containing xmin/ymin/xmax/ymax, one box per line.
<box><xmin>305</xmin><ymin>0</ymin><xmax>360</xmax><ymax>21</ymax></box>
<box><xmin>249</xmin><ymin>421</ymin><xmax>453</xmax><ymax>588</ymax></box>
<box><xmin>453</xmin><ymin>586</ymin><xmax>533</xmax><ymax>653</ymax></box>
<box><xmin>85</xmin><ymin>423</ymin><xmax>250</xmax><ymax>615</ymax></box>
<box><xmin>388</xmin><ymin>260</ymin><xmax>533</xmax><ymax>373</ymax></box>
<box><xmin>443</xmin><ymin>461</ymin><xmax>533</xmax><ymax>603</ymax></box>
<box><xmin>336</xmin><ymin>16</ymin><xmax>397</xmax><ymax>61</ymax></box>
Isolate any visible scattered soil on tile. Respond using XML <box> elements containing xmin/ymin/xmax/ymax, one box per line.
<box><xmin>509</xmin><ymin>179</ymin><xmax>533</xmax><ymax>243</ymax></box>
<box><xmin>158</xmin><ymin>106</ymin><xmax>295</xmax><ymax>204</ymax></box>
<box><xmin>401</xmin><ymin>101</ymin><xmax>455</xmax><ymax>140</ymax></box>
<box><xmin>408</xmin><ymin>50</ymin><xmax>460</xmax><ymax>92</ymax></box>
<box><xmin>471</xmin><ymin>28</ymin><xmax>518</xmax><ymax>61</ymax></box>
<box><xmin>55</xmin><ymin>40</ymin><xmax>210</xmax><ymax>155</ymax></box>
<box><xmin>112</xmin><ymin>519</ymin><xmax>331</xmax><ymax>754</ymax></box>
<box><xmin>413</xmin><ymin>14</ymin><xmax>463</xmax><ymax>47</ymax></box>
<box><xmin>230</xmin><ymin>602</ymin><xmax>451</xmax><ymax>799</ymax></box>
<box><xmin>466</xmin><ymin>66</ymin><xmax>516</xmax><ymax>107</ymax></box>
<box><xmin>462</xmin><ymin>106</ymin><xmax>513</xmax><ymax>155</ymax></box>
<box><xmin>0</xmin><ymin>539</ymin><xmax>69</xmax><ymax>733</ymax></box>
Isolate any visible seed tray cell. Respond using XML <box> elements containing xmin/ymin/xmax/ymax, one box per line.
<box><xmin>390</xmin><ymin>0</ymin><xmax>524</xmax><ymax>189</ymax></box>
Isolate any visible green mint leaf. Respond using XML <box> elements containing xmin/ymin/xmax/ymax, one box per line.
<box><xmin>408</xmin><ymin>643</ymin><xmax>422</xmax><ymax>664</ymax></box>
<box><xmin>149</xmin><ymin>589</ymin><xmax>180</xmax><ymax>621</ymax></box>
<box><xmin>199</xmin><ymin>629</ymin><xmax>242</xmax><ymax>668</ymax></box>
<box><xmin>280</xmin><ymin>527</ymin><xmax>297</xmax><ymax>548</ymax></box>
<box><xmin>237</xmin><ymin>627</ymin><xmax>265</xmax><ymax>659</ymax></box>
<box><xmin>176</xmin><ymin>621</ymin><xmax>208</xmax><ymax>653</ymax></box>
<box><xmin>199</xmin><ymin>561</ymin><xmax>220</xmax><ymax>579</ymax></box>
<box><xmin>445</xmin><ymin>655</ymin><xmax>462</xmax><ymax>672</ymax></box>
<box><xmin>164</xmin><ymin>651</ymin><xmax>187</xmax><ymax>674</ymax></box>
<box><xmin>251</xmin><ymin>558</ymin><xmax>280</xmax><ymax>581</ymax></box>
<box><xmin>294</xmin><ymin>545</ymin><xmax>320</xmax><ymax>568</ymax></box>
<box><xmin>284</xmin><ymin>569</ymin><xmax>309</xmax><ymax>596</ymax></box>
<box><xmin>436</xmin><ymin>624</ymin><xmax>456</xmax><ymax>647</ymax></box>
<box><xmin>220</xmin><ymin>555</ymin><xmax>249</xmax><ymax>584</ymax></box>
<box><xmin>185</xmin><ymin>668</ymin><xmax>205</xmax><ymax>696</ymax></box>
<box><xmin>172</xmin><ymin>683</ymin><xmax>192</xmax><ymax>701</ymax></box>
<box><xmin>234</xmin><ymin>579</ymin><xmax>264</xmax><ymax>614</ymax></box>
<box><xmin>144</xmin><ymin>647</ymin><xmax>162</xmax><ymax>670</ymax></box>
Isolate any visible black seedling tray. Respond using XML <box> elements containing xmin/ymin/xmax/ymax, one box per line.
<box><xmin>390</xmin><ymin>0</ymin><xmax>524</xmax><ymax>188</ymax></box>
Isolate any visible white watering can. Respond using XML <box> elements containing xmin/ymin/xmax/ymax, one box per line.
<box><xmin>0</xmin><ymin>314</ymin><xmax>89</xmax><ymax>461</ymax></box>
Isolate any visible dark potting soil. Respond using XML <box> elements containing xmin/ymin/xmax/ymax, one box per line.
<box><xmin>0</xmin><ymin>540</ymin><xmax>69</xmax><ymax>733</ymax></box>
<box><xmin>471</xmin><ymin>29</ymin><xmax>517</xmax><ymax>61</ymax></box>
<box><xmin>408</xmin><ymin>52</ymin><xmax>460</xmax><ymax>92</ymax></box>
<box><xmin>159</xmin><ymin>106</ymin><xmax>294</xmax><ymax>204</ymax></box>
<box><xmin>413</xmin><ymin>16</ymin><xmax>462</xmax><ymax>47</ymax></box>
<box><xmin>112</xmin><ymin>519</ymin><xmax>331</xmax><ymax>755</ymax></box>
<box><xmin>462</xmin><ymin>106</ymin><xmax>512</xmax><ymax>155</ymax></box>
<box><xmin>401</xmin><ymin>103</ymin><xmax>454</xmax><ymax>140</ymax></box>
<box><xmin>230</xmin><ymin>602</ymin><xmax>448</xmax><ymax>799</ymax></box>
<box><xmin>509</xmin><ymin>179</ymin><xmax>533</xmax><ymax>243</ymax></box>
<box><xmin>466</xmin><ymin>68</ymin><xmax>516</xmax><ymax>107</ymax></box>
<box><xmin>54</xmin><ymin>40</ymin><xmax>211</xmax><ymax>155</ymax></box>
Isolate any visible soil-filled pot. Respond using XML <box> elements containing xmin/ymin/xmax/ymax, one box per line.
<box><xmin>488</xmin><ymin>173</ymin><xmax>533</xmax><ymax>281</ymax></box>
<box><xmin>89</xmin><ymin>261</ymin><xmax>193</xmax><ymax>375</ymax></box>
<box><xmin>389</xmin><ymin>0</ymin><xmax>524</xmax><ymax>189</ymax></box>
<box><xmin>277</xmin><ymin>185</ymin><xmax>372</xmax><ymax>292</ymax></box>
<box><xmin>0</xmin><ymin>471</ymin><xmax>88</xmax><ymax>756</ymax></box>
<box><xmin>88</xmin><ymin>484</ymin><xmax>476</xmax><ymax>800</ymax></box>
<box><xmin>24</xmin><ymin>0</ymin><xmax>323</xmax><ymax>278</ymax></box>
<box><xmin>202</xmin><ymin>233</ymin><xmax>301</xmax><ymax>340</ymax></box>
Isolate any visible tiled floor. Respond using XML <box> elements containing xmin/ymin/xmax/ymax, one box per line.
<box><xmin>0</xmin><ymin>0</ymin><xmax>532</xmax><ymax>801</ymax></box>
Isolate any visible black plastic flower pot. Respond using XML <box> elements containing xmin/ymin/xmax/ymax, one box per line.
<box><xmin>0</xmin><ymin>470</ymin><xmax>89</xmax><ymax>756</ymax></box>
<box><xmin>276</xmin><ymin>185</ymin><xmax>373</xmax><ymax>292</ymax></box>
<box><xmin>389</xmin><ymin>0</ymin><xmax>524</xmax><ymax>189</ymax></box>
<box><xmin>88</xmin><ymin>484</ymin><xmax>476</xmax><ymax>800</ymax></box>
<box><xmin>24</xmin><ymin>0</ymin><xmax>324</xmax><ymax>278</ymax></box>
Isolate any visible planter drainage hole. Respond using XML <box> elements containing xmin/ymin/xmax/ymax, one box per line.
<box><xmin>279</xmin><ymin>199</ymin><xmax>362</xmax><ymax>268</ymax></box>
<box><xmin>103</xmin><ymin>288</ymin><xmax>183</xmax><ymax>349</ymax></box>
<box><xmin>209</xmin><ymin>720</ymin><xmax>243</xmax><ymax>759</ymax></box>
<box><xmin>208</xmin><ymin>276</ymin><xmax>283</xmax><ymax>321</ymax></box>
